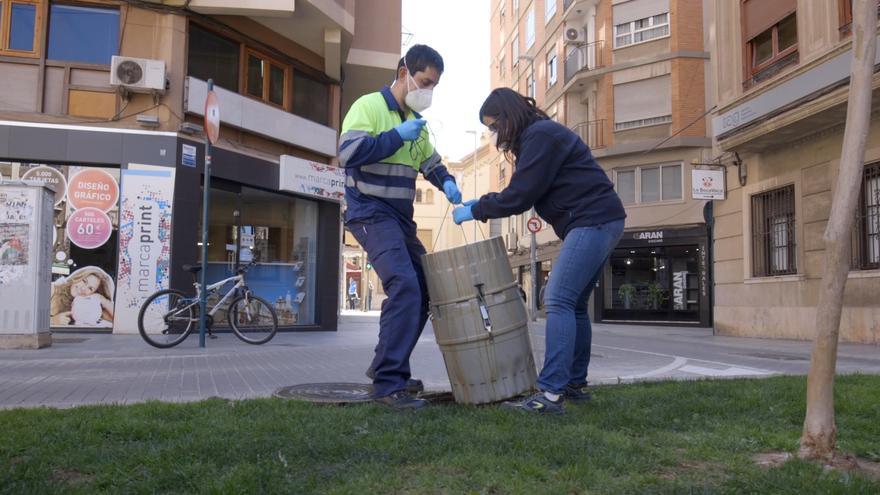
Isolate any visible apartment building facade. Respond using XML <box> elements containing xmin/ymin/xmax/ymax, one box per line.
<box><xmin>709</xmin><ymin>0</ymin><xmax>880</xmax><ymax>343</ymax></box>
<box><xmin>0</xmin><ymin>0</ymin><xmax>401</xmax><ymax>333</ymax></box>
<box><xmin>490</xmin><ymin>0</ymin><xmax>714</xmax><ymax>325</ymax></box>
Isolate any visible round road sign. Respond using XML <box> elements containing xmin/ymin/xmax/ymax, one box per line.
<box><xmin>527</xmin><ymin>216</ymin><xmax>542</xmax><ymax>234</ymax></box>
<box><xmin>205</xmin><ymin>90</ymin><xmax>220</xmax><ymax>144</ymax></box>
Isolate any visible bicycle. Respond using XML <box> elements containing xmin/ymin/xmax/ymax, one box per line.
<box><xmin>137</xmin><ymin>261</ymin><xmax>278</xmax><ymax>348</ymax></box>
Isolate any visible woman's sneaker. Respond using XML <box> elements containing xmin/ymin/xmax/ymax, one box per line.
<box><xmin>563</xmin><ymin>382</ymin><xmax>592</xmax><ymax>402</ymax></box>
<box><xmin>502</xmin><ymin>391</ymin><xmax>565</xmax><ymax>414</ymax></box>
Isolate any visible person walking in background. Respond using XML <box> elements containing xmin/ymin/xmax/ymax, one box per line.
<box><xmin>348</xmin><ymin>278</ymin><xmax>358</xmax><ymax>310</ymax></box>
<box><xmin>454</xmin><ymin>88</ymin><xmax>626</xmax><ymax>415</ymax></box>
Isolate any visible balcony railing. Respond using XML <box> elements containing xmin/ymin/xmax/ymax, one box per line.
<box><xmin>743</xmin><ymin>51</ymin><xmax>799</xmax><ymax>90</ymax></box>
<box><xmin>571</xmin><ymin>120</ymin><xmax>606</xmax><ymax>150</ymax></box>
<box><xmin>564</xmin><ymin>40</ymin><xmax>604</xmax><ymax>84</ymax></box>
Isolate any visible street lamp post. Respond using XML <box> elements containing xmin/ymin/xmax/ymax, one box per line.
<box><xmin>517</xmin><ymin>54</ymin><xmax>538</xmax><ymax>321</ymax></box>
<box><xmin>465</xmin><ymin>130</ymin><xmax>479</xmax><ymax>240</ymax></box>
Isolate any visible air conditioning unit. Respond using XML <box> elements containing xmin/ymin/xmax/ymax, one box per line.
<box><xmin>564</xmin><ymin>27</ymin><xmax>585</xmax><ymax>44</ymax></box>
<box><xmin>110</xmin><ymin>56</ymin><xmax>166</xmax><ymax>93</ymax></box>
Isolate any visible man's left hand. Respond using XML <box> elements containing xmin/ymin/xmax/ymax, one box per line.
<box><xmin>443</xmin><ymin>180</ymin><xmax>462</xmax><ymax>204</ymax></box>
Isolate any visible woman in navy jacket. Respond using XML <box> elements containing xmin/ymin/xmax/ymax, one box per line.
<box><xmin>454</xmin><ymin>88</ymin><xmax>626</xmax><ymax>414</ymax></box>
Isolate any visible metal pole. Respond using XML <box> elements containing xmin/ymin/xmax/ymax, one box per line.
<box><xmin>530</xmin><ymin>207</ymin><xmax>537</xmax><ymax>321</ymax></box>
<box><xmin>198</xmin><ymin>79</ymin><xmax>214</xmax><ymax>348</ymax></box>
<box><xmin>472</xmin><ymin>132</ymin><xmax>478</xmax><ymax>239</ymax></box>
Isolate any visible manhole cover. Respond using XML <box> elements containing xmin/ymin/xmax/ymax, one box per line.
<box><xmin>274</xmin><ymin>383</ymin><xmax>455</xmax><ymax>404</ymax></box>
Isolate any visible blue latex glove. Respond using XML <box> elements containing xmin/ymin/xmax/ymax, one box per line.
<box><xmin>443</xmin><ymin>180</ymin><xmax>462</xmax><ymax>204</ymax></box>
<box><xmin>461</xmin><ymin>199</ymin><xmax>478</xmax><ymax>207</ymax></box>
<box><xmin>453</xmin><ymin>204</ymin><xmax>474</xmax><ymax>225</ymax></box>
<box><xmin>394</xmin><ymin>118</ymin><xmax>426</xmax><ymax>141</ymax></box>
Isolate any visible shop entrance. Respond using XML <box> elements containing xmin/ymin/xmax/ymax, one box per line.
<box><xmin>603</xmin><ymin>245</ymin><xmax>701</xmax><ymax>322</ymax></box>
<box><xmin>596</xmin><ymin>226</ymin><xmax>711</xmax><ymax>326</ymax></box>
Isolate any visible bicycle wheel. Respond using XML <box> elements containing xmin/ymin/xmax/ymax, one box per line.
<box><xmin>229</xmin><ymin>294</ymin><xmax>278</xmax><ymax>344</ymax></box>
<box><xmin>138</xmin><ymin>289</ymin><xmax>196</xmax><ymax>348</ymax></box>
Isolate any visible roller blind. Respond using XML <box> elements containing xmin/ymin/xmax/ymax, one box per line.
<box><xmin>613</xmin><ymin>75</ymin><xmax>671</xmax><ymax>124</ymax></box>
<box><xmin>613</xmin><ymin>0</ymin><xmax>669</xmax><ymax>25</ymax></box>
<box><xmin>743</xmin><ymin>0</ymin><xmax>796</xmax><ymax>41</ymax></box>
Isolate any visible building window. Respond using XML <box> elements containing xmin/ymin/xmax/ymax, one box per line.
<box><xmin>188</xmin><ymin>23</ymin><xmax>330</xmax><ymax>126</ymax></box>
<box><xmin>188</xmin><ymin>23</ymin><xmax>241</xmax><ymax>92</ymax></box>
<box><xmin>417</xmin><ymin>229</ymin><xmax>433</xmax><ymax>252</ymax></box>
<box><xmin>613</xmin><ymin>75</ymin><xmax>672</xmax><ymax>131</ymax></box>
<box><xmin>47</xmin><ymin>3</ymin><xmax>119</xmax><ymax>65</ymax></box>
<box><xmin>415</xmin><ymin>188</ymin><xmax>423</xmax><ymax>203</ymax></box>
<box><xmin>1</xmin><ymin>0</ymin><xmax>41</xmax><ymax>56</ymax></box>
<box><xmin>546</xmin><ymin>50</ymin><xmax>557</xmax><ymax>87</ymax></box>
<box><xmin>246</xmin><ymin>51</ymin><xmax>289</xmax><ymax>109</ymax></box>
<box><xmin>512</xmin><ymin>33</ymin><xmax>519</xmax><ymax>65</ymax></box>
<box><xmin>526</xmin><ymin>6</ymin><xmax>535</xmax><ymax>49</ymax></box>
<box><xmin>425</xmin><ymin>189</ymin><xmax>434</xmax><ymax>204</ymax></box>
<box><xmin>293</xmin><ymin>72</ymin><xmax>330</xmax><ymax>126</ymax></box>
<box><xmin>852</xmin><ymin>162</ymin><xmax>880</xmax><ymax>270</ymax></box>
<box><xmin>513</xmin><ymin>0</ymin><xmax>519</xmax><ymax>13</ymax></box>
<box><xmin>614</xmin><ymin>13</ymin><xmax>669</xmax><ymax>48</ymax></box>
<box><xmin>499</xmin><ymin>53</ymin><xmax>507</xmax><ymax>79</ymax></box>
<box><xmin>615</xmin><ymin>164</ymin><xmax>681</xmax><ymax>205</ymax></box>
<box><xmin>545</xmin><ymin>0</ymin><xmax>556</xmax><ymax>23</ymax></box>
<box><xmin>751</xmin><ymin>185</ymin><xmax>797</xmax><ymax>277</ymax></box>
<box><xmin>839</xmin><ymin>0</ymin><xmax>880</xmax><ymax>36</ymax></box>
<box><xmin>742</xmin><ymin>0</ymin><xmax>798</xmax><ymax>88</ymax></box>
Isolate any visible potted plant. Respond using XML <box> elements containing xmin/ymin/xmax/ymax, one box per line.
<box><xmin>647</xmin><ymin>282</ymin><xmax>667</xmax><ymax>310</ymax></box>
<box><xmin>618</xmin><ymin>283</ymin><xmax>635</xmax><ymax>309</ymax></box>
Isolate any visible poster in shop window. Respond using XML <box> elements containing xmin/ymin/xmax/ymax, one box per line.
<box><xmin>113</xmin><ymin>164</ymin><xmax>175</xmax><ymax>335</ymax></box>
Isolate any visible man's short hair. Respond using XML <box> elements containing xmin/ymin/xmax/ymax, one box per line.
<box><xmin>398</xmin><ymin>44</ymin><xmax>444</xmax><ymax>75</ymax></box>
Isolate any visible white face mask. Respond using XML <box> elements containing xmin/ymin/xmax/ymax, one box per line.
<box><xmin>491</xmin><ymin>131</ymin><xmax>509</xmax><ymax>151</ymax></box>
<box><xmin>404</xmin><ymin>67</ymin><xmax>433</xmax><ymax>113</ymax></box>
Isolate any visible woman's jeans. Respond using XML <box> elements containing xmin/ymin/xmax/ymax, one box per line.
<box><xmin>537</xmin><ymin>219</ymin><xmax>625</xmax><ymax>394</ymax></box>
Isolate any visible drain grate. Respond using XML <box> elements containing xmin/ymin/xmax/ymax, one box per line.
<box><xmin>274</xmin><ymin>383</ymin><xmax>454</xmax><ymax>404</ymax></box>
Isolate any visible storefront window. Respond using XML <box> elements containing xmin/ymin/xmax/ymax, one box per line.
<box><xmin>198</xmin><ymin>183</ymin><xmax>318</xmax><ymax>327</ymax></box>
<box><xmin>1</xmin><ymin>161</ymin><xmax>120</xmax><ymax>330</ymax></box>
<box><xmin>603</xmin><ymin>245</ymin><xmax>700</xmax><ymax>321</ymax></box>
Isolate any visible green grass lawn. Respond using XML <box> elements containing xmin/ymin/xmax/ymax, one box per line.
<box><xmin>2</xmin><ymin>375</ymin><xmax>879</xmax><ymax>494</ymax></box>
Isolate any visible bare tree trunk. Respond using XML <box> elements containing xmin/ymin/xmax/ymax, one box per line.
<box><xmin>800</xmin><ymin>0</ymin><xmax>878</xmax><ymax>461</ymax></box>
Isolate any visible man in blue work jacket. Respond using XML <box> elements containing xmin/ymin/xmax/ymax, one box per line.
<box><xmin>339</xmin><ymin>44</ymin><xmax>462</xmax><ymax>410</ymax></box>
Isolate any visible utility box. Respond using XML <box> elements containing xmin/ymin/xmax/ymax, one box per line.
<box><xmin>0</xmin><ymin>182</ymin><xmax>54</xmax><ymax>349</ymax></box>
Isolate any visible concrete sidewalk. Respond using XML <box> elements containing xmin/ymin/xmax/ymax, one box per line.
<box><xmin>0</xmin><ymin>314</ymin><xmax>878</xmax><ymax>410</ymax></box>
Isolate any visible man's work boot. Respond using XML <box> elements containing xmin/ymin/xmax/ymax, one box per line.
<box><xmin>373</xmin><ymin>390</ymin><xmax>428</xmax><ymax>411</ymax></box>
<box><xmin>366</xmin><ymin>367</ymin><xmax>424</xmax><ymax>394</ymax></box>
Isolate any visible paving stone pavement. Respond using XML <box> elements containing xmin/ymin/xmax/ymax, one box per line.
<box><xmin>1</xmin><ymin>312</ymin><xmax>878</xmax><ymax>410</ymax></box>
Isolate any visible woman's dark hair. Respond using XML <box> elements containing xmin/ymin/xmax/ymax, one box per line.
<box><xmin>479</xmin><ymin>88</ymin><xmax>549</xmax><ymax>162</ymax></box>
<box><xmin>397</xmin><ymin>44</ymin><xmax>444</xmax><ymax>75</ymax></box>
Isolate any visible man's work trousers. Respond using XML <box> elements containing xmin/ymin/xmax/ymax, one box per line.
<box><xmin>348</xmin><ymin>218</ymin><xmax>429</xmax><ymax>397</ymax></box>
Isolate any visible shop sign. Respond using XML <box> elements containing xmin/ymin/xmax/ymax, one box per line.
<box><xmin>181</xmin><ymin>144</ymin><xmax>197</xmax><ymax>168</ymax></box>
<box><xmin>22</xmin><ymin>166</ymin><xmax>67</xmax><ymax>206</ymax></box>
<box><xmin>692</xmin><ymin>168</ymin><xmax>726</xmax><ymax>200</ymax></box>
<box><xmin>632</xmin><ymin>231</ymin><xmax>664</xmax><ymax>243</ymax></box>
<box><xmin>114</xmin><ymin>165</ymin><xmax>176</xmax><ymax>335</ymax></box>
<box><xmin>279</xmin><ymin>155</ymin><xmax>345</xmax><ymax>202</ymax></box>
<box><xmin>673</xmin><ymin>271</ymin><xmax>687</xmax><ymax>310</ymax></box>
<box><xmin>67</xmin><ymin>168</ymin><xmax>119</xmax><ymax>212</ymax></box>
<box><xmin>66</xmin><ymin>207</ymin><xmax>112</xmax><ymax>249</ymax></box>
